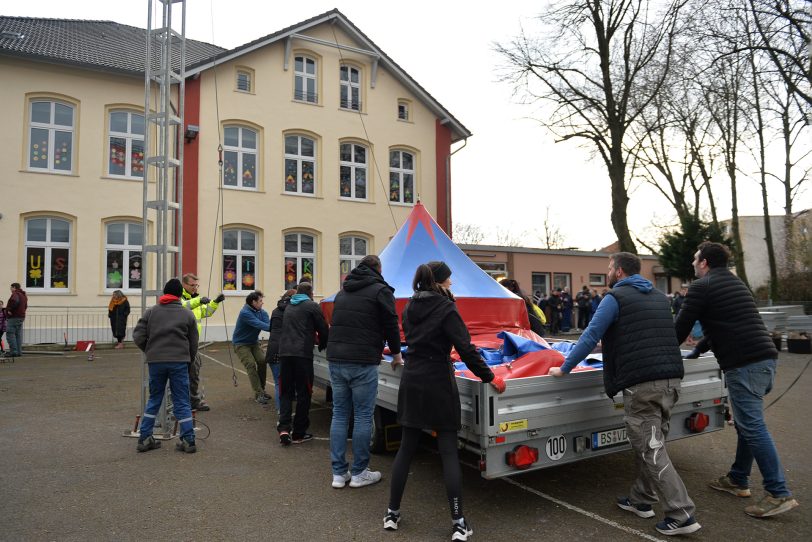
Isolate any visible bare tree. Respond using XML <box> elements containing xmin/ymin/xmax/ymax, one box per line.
<box><xmin>497</xmin><ymin>0</ymin><xmax>687</xmax><ymax>253</ymax></box>
<box><xmin>493</xmin><ymin>228</ymin><xmax>525</xmax><ymax>247</ymax></box>
<box><xmin>452</xmin><ymin>222</ymin><xmax>486</xmax><ymax>245</ymax></box>
<box><xmin>538</xmin><ymin>206</ymin><xmax>567</xmax><ymax>249</ymax></box>
<box><xmin>747</xmin><ymin>0</ymin><xmax>812</xmax><ymax>107</ymax></box>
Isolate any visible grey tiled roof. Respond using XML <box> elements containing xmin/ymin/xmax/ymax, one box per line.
<box><xmin>0</xmin><ymin>16</ymin><xmax>224</xmax><ymax>76</ymax></box>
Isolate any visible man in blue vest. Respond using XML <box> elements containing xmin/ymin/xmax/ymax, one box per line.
<box><xmin>549</xmin><ymin>252</ymin><xmax>700</xmax><ymax>536</ymax></box>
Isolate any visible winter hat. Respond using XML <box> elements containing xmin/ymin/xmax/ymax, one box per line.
<box><xmin>163</xmin><ymin>278</ymin><xmax>183</xmax><ymax>297</ymax></box>
<box><xmin>428</xmin><ymin>261</ymin><xmax>452</xmax><ymax>284</ymax></box>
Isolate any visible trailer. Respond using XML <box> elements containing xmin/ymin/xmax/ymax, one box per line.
<box><xmin>317</xmin><ymin>202</ymin><xmax>727</xmax><ymax>478</ymax></box>
<box><xmin>313</xmin><ymin>351</ymin><xmax>727</xmax><ymax>479</ymax></box>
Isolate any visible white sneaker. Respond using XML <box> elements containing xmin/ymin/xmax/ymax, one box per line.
<box><xmin>332</xmin><ymin>471</ymin><xmax>351</xmax><ymax>488</ymax></box>
<box><xmin>349</xmin><ymin>468</ymin><xmax>382</xmax><ymax>488</ymax></box>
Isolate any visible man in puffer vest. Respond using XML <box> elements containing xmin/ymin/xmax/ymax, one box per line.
<box><xmin>181</xmin><ymin>273</ymin><xmax>224</xmax><ymax>411</ymax></box>
<box><xmin>676</xmin><ymin>241</ymin><xmax>798</xmax><ymax>519</ymax></box>
<box><xmin>549</xmin><ymin>252</ymin><xmax>700</xmax><ymax>536</ymax></box>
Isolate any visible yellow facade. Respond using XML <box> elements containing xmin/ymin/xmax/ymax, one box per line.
<box><xmin>0</xmin><ymin>14</ymin><xmax>467</xmax><ymax>339</ymax></box>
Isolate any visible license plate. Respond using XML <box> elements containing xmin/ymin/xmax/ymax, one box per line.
<box><xmin>592</xmin><ymin>427</ymin><xmax>627</xmax><ymax>449</ymax></box>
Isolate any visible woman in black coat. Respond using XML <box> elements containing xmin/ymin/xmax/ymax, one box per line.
<box><xmin>384</xmin><ymin>261</ymin><xmax>505</xmax><ymax>541</ymax></box>
<box><xmin>108</xmin><ymin>290</ymin><xmax>130</xmax><ymax>349</ymax></box>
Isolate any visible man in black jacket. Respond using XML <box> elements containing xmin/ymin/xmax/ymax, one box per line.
<box><xmin>326</xmin><ymin>255</ymin><xmax>402</xmax><ymax>489</ymax></box>
<box><xmin>550</xmin><ymin>253</ymin><xmax>700</xmax><ymax>536</ymax></box>
<box><xmin>675</xmin><ymin>241</ymin><xmax>798</xmax><ymax>518</ymax></box>
<box><xmin>277</xmin><ymin>282</ymin><xmax>328</xmax><ymax>445</ymax></box>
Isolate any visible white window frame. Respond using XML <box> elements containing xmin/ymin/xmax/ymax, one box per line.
<box><xmin>294</xmin><ymin>55</ymin><xmax>318</xmax><ymax>103</ymax></box>
<box><xmin>284</xmin><ymin>233</ymin><xmax>316</xmax><ymax>289</ymax></box>
<box><xmin>24</xmin><ymin>217</ymin><xmax>71</xmax><ymax>291</ymax></box>
<box><xmin>108</xmin><ymin>110</ymin><xmax>145</xmax><ymax>179</ymax></box>
<box><xmin>339</xmin><ymin>65</ymin><xmax>361</xmax><ymax>111</ymax></box>
<box><xmin>531</xmin><ymin>272</ymin><xmax>551</xmax><ymax>297</ymax></box>
<box><xmin>339</xmin><ymin>143</ymin><xmax>368</xmax><ymax>200</ymax></box>
<box><xmin>223</xmin><ymin>126</ymin><xmax>258</xmax><ymax>190</ymax></box>
<box><xmin>28</xmin><ymin>100</ymin><xmax>74</xmax><ymax>174</ymax></box>
<box><xmin>389</xmin><ymin>149</ymin><xmax>415</xmax><ymax>204</ymax></box>
<box><xmin>589</xmin><ymin>273</ymin><xmax>607</xmax><ymax>286</ymax></box>
<box><xmin>222</xmin><ymin>229</ymin><xmax>258</xmax><ymax>293</ymax></box>
<box><xmin>284</xmin><ymin>135</ymin><xmax>316</xmax><ymax>195</ymax></box>
<box><xmin>339</xmin><ymin>235</ymin><xmax>368</xmax><ymax>282</ymax></box>
<box><xmin>105</xmin><ymin>222</ymin><xmax>143</xmax><ymax>292</ymax></box>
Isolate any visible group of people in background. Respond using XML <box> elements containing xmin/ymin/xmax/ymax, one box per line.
<box><xmin>524</xmin><ymin>284</ymin><xmax>606</xmax><ymax>336</ymax></box>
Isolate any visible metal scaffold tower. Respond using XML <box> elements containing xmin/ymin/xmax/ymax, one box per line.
<box><xmin>126</xmin><ymin>0</ymin><xmax>187</xmax><ymax>439</ymax></box>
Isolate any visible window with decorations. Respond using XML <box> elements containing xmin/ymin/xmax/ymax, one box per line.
<box><xmin>105</xmin><ymin>222</ymin><xmax>143</xmax><ymax>290</ymax></box>
<box><xmin>223</xmin><ymin>229</ymin><xmax>257</xmax><ymax>292</ymax></box>
<box><xmin>284</xmin><ymin>233</ymin><xmax>315</xmax><ymax>290</ymax></box>
<box><xmin>108</xmin><ymin>110</ymin><xmax>145</xmax><ymax>179</ymax></box>
<box><xmin>25</xmin><ymin>217</ymin><xmax>71</xmax><ymax>290</ymax></box>
<box><xmin>284</xmin><ymin>135</ymin><xmax>316</xmax><ymax>195</ymax></box>
<box><xmin>339</xmin><ymin>236</ymin><xmax>367</xmax><ymax>283</ymax></box>
<box><xmin>29</xmin><ymin>100</ymin><xmax>74</xmax><ymax>174</ymax></box>
<box><xmin>223</xmin><ymin>126</ymin><xmax>258</xmax><ymax>189</ymax></box>
<box><xmin>389</xmin><ymin>149</ymin><xmax>415</xmax><ymax>204</ymax></box>
<box><xmin>339</xmin><ymin>142</ymin><xmax>367</xmax><ymax>199</ymax></box>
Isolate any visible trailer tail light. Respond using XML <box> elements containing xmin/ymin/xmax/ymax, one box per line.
<box><xmin>505</xmin><ymin>445</ymin><xmax>539</xmax><ymax>470</ymax></box>
<box><xmin>685</xmin><ymin>412</ymin><xmax>709</xmax><ymax>433</ymax></box>
<box><xmin>479</xmin><ymin>459</ymin><xmax>486</xmax><ymax>472</ymax></box>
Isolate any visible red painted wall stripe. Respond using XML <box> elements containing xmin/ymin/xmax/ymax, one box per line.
<box><xmin>435</xmin><ymin>119</ymin><xmax>452</xmax><ymax>234</ymax></box>
<box><xmin>182</xmin><ymin>76</ymin><xmax>201</xmax><ymax>275</ymax></box>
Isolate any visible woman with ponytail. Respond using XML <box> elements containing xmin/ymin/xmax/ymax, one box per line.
<box><xmin>384</xmin><ymin>261</ymin><xmax>505</xmax><ymax>541</ymax></box>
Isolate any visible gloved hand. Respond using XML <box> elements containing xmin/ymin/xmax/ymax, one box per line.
<box><xmin>199</xmin><ymin>297</ymin><xmax>210</xmax><ymax>305</ymax></box>
<box><xmin>214</xmin><ymin>293</ymin><xmax>225</xmax><ymax>303</ymax></box>
<box><xmin>683</xmin><ymin>348</ymin><xmax>700</xmax><ymax>359</ymax></box>
<box><xmin>490</xmin><ymin>375</ymin><xmax>506</xmax><ymax>394</ymax></box>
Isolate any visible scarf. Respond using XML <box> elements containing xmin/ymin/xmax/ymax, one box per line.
<box><xmin>159</xmin><ymin>294</ymin><xmax>179</xmax><ymax>304</ymax></box>
<box><xmin>108</xmin><ymin>296</ymin><xmax>127</xmax><ymax>311</ymax></box>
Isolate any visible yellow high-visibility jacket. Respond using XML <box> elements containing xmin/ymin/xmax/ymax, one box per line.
<box><xmin>181</xmin><ymin>289</ymin><xmax>220</xmax><ymax>334</ymax></box>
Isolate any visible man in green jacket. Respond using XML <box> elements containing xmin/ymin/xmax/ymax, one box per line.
<box><xmin>181</xmin><ymin>273</ymin><xmax>224</xmax><ymax>411</ymax></box>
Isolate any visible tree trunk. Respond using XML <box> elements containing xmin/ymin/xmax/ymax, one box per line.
<box><xmin>609</xmin><ymin>153</ymin><xmax>636</xmax><ymax>252</ymax></box>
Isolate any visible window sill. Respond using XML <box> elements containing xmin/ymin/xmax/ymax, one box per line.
<box><xmin>20</xmin><ymin>169</ymin><xmax>78</xmax><ymax>177</ymax></box>
<box><xmin>223</xmin><ymin>185</ymin><xmax>264</xmax><ymax>193</ymax></box>
<box><xmin>339</xmin><ymin>107</ymin><xmax>365</xmax><ymax>115</ymax></box>
<box><xmin>397</xmin><ymin>118</ymin><xmax>414</xmax><ymax>124</ymax></box>
<box><xmin>292</xmin><ymin>99</ymin><xmax>322</xmax><ymax>107</ymax></box>
<box><xmin>27</xmin><ymin>290</ymin><xmax>75</xmax><ymax>295</ymax></box>
<box><xmin>102</xmin><ymin>175</ymin><xmax>144</xmax><ymax>182</ymax></box>
<box><xmin>281</xmin><ymin>192</ymin><xmax>321</xmax><ymax>199</ymax></box>
<box><xmin>337</xmin><ymin>197</ymin><xmax>374</xmax><ymax>204</ymax></box>
<box><xmin>388</xmin><ymin>201</ymin><xmax>416</xmax><ymax>208</ymax></box>
<box><xmin>234</xmin><ymin>89</ymin><xmax>255</xmax><ymax>95</ymax></box>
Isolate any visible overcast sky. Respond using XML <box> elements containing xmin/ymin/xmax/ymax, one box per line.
<box><xmin>6</xmin><ymin>0</ymin><xmax>808</xmax><ymax>250</ymax></box>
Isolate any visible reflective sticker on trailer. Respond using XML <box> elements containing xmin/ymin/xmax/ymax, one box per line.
<box><xmin>498</xmin><ymin>419</ymin><xmax>528</xmax><ymax>433</ymax></box>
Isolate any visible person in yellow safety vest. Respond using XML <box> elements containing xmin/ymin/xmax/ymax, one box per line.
<box><xmin>181</xmin><ymin>273</ymin><xmax>225</xmax><ymax>411</ymax></box>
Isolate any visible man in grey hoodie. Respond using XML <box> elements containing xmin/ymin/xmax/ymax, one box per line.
<box><xmin>133</xmin><ymin>278</ymin><xmax>199</xmax><ymax>453</ymax></box>
<box><xmin>549</xmin><ymin>253</ymin><xmax>700</xmax><ymax>536</ymax></box>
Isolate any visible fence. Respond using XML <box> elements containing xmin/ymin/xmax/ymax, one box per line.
<box><xmin>16</xmin><ymin>305</ymin><xmax>233</xmax><ymax>347</ymax></box>
<box><xmin>17</xmin><ymin>305</ymin><xmax>142</xmax><ymax>347</ymax></box>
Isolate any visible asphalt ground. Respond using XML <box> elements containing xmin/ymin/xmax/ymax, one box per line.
<box><xmin>0</xmin><ymin>345</ymin><xmax>809</xmax><ymax>542</ymax></box>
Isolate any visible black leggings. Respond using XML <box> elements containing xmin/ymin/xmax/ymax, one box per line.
<box><xmin>389</xmin><ymin>427</ymin><xmax>463</xmax><ymax>520</ymax></box>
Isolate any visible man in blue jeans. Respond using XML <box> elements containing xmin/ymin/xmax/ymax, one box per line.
<box><xmin>133</xmin><ymin>278</ymin><xmax>199</xmax><ymax>453</ymax></box>
<box><xmin>676</xmin><ymin>241</ymin><xmax>799</xmax><ymax>518</ymax></box>
<box><xmin>326</xmin><ymin>255</ymin><xmax>402</xmax><ymax>489</ymax></box>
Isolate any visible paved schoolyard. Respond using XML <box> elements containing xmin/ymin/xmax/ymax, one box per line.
<box><xmin>0</xmin><ymin>345</ymin><xmax>809</xmax><ymax>541</ymax></box>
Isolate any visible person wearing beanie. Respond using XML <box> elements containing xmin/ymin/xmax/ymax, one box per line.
<box><xmin>384</xmin><ymin>261</ymin><xmax>505</xmax><ymax>541</ymax></box>
<box><xmin>132</xmin><ymin>278</ymin><xmax>199</xmax><ymax>453</ymax></box>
